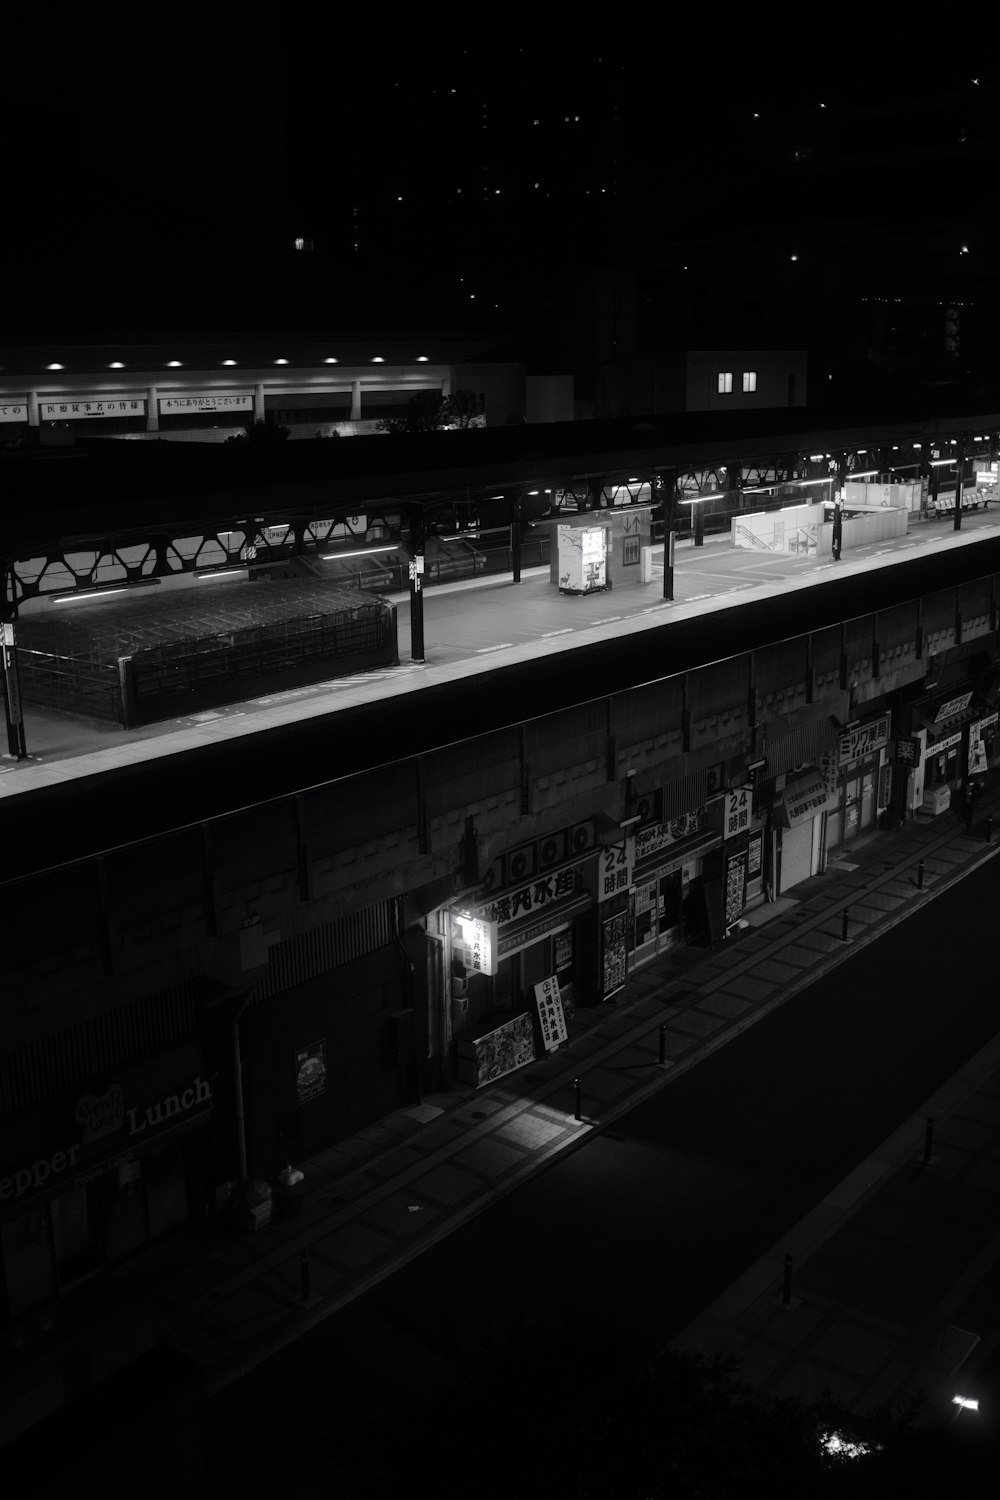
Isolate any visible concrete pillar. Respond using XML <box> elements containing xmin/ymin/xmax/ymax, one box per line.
<box><xmin>351</xmin><ymin>380</ymin><xmax>362</xmax><ymax>421</ymax></box>
<box><xmin>146</xmin><ymin>386</ymin><xmax>159</xmax><ymax>433</ymax></box>
<box><xmin>27</xmin><ymin>391</ymin><xmax>39</xmax><ymax>428</ymax></box>
<box><xmin>254</xmin><ymin>383</ymin><xmax>265</xmax><ymax>423</ymax></box>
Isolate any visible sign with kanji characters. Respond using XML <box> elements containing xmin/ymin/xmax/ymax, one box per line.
<box><xmin>533</xmin><ymin>975</ymin><xmax>568</xmax><ymax>1052</ymax></box>
<box><xmin>934</xmin><ymin>692</ymin><xmax>972</xmax><ymax>723</ymax></box>
<box><xmin>893</xmin><ymin>737</ymin><xmax>921</xmax><ymax>767</ymax></box>
<box><xmin>724</xmin><ymin>787</ymin><xmax>751</xmax><ymax>839</ymax></box>
<box><xmin>838</xmin><ymin>713</ymin><xmax>890</xmax><ymax>767</ymax></box>
<box><xmin>599</xmin><ymin>838</ymin><xmax>634</xmax><ymax>902</ymax></box>
<box><xmin>747</xmin><ymin>829</ymin><xmax>763</xmax><ymax>879</ymax></box>
<box><xmin>451</xmin><ymin>914</ymin><xmax>498</xmax><ymax>976</ymax></box>
<box><xmin>0</xmin><ymin>404</ymin><xmax>26</xmax><ymax>423</ymax></box>
<box><xmin>42</xmin><ymin>397</ymin><xmax>145</xmax><ymax>420</ymax></box>
<box><xmin>475</xmin><ymin>868</ymin><xmax>578</xmax><ymax>926</ymax></box>
<box><xmin>634</xmin><ymin>810</ymin><xmax>704</xmax><ymax>862</ymax></box>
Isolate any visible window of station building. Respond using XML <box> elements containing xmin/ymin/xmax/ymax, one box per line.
<box><xmin>623</xmin><ymin>536</ymin><xmax>640</xmax><ymax>566</ymax></box>
<box><xmin>742</xmin><ymin>370</ymin><xmax>757</xmax><ymax>392</ymax></box>
<box><xmin>717</xmin><ymin>371</ymin><xmax>733</xmax><ymax>394</ymax></box>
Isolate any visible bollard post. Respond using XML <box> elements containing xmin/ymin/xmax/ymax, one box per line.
<box><xmin>841</xmin><ymin>908</ymin><xmax>850</xmax><ymax>942</ymax></box>
<box><xmin>917</xmin><ymin>859</ymin><xmax>925</xmax><ymax>890</ymax></box>
<box><xmin>658</xmin><ymin>1025</ymin><xmax>667</xmax><ymax>1066</ymax></box>
<box><xmin>300</xmin><ymin>1248</ymin><xmax>311</xmax><ymax>1302</ymax></box>
<box><xmin>573</xmin><ymin>1077</ymin><xmax>582</xmax><ymax>1122</ymax></box>
<box><xmin>923</xmin><ymin>1116</ymin><xmax>935</xmax><ymax>1165</ymax></box>
<box><xmin>782</xmin><ymin>1252</ymin><xmax>793</xmax><ymax>1306</ymax></box>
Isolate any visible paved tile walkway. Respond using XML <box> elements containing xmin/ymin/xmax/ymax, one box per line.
<box><xmin>4</xmin><ymin>784</ymin><xmax>1000</xmax><ymax>1451</ymax></box>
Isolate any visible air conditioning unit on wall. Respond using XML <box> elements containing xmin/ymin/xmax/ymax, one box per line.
<box><xmin>568</xmin><ymin>820</ymin><xmax>596</xmax><ymax>856</ymax></box>
<box><xmin>537</xmin><ymin>830</ymin><xmax>568</xmax><ymax>869</ymax></box>
<box><xmin>506</xmin><ymin>843</ymin><xmax>537</xmax><ymax>884</ymax></box>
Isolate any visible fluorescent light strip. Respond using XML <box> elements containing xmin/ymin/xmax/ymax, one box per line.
<box><xmin>320</xmin><ymin>546</ymin><xmax>400</xmax><ymax>560</ymax></box>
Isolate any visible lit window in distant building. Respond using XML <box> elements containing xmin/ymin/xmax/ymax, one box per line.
<box><xmin>718</xmin><ymin>372</ymin><xmax>733</xmax><ymax>393</ymax></box>
<box><xmin>742</xmin><ymin>371</ymin><xmax>757</xmax><ymax>392</ymax></box>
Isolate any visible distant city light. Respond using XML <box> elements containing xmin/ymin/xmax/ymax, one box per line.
<box><xmin>372</xmin><ymin>356</ymin><xmax>384</xmax><ymax>363</ymax></box>
<box><xmin>952</xmin><ymin>1395</ymin><xmax>979</xmax><ymax>1412</ymax></box>
<box><xmin>417</xmin><ymin>356</ymin><xmax>429</xmax><ymax>362</ymax></box>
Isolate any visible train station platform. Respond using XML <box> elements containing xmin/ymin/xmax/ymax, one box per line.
<box><xmin>4</xmin><ymin>763</ymin><xmax>1000</xmax><ymax>1486</ymax></box>
<box><xmin>4</xmin><ymin>508</ymin><xmax>1000</xmax><ymax>805</ymax></box>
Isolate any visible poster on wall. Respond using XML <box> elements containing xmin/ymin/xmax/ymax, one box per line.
<box><xmin>602</xmin><ymin>911</ymin><xmax>628</xmax><ymax>1000</ymax></box>
<box><xmin>724</xmin><ymin>851</ymin><xmax>747</xmax><ymax>927</ymax></box>
<box><xmin>295</xmin><ymin>1041</ymin><xmax>327</xmax><ymax>1104</ymax></box>
<box><xmin>533</xmin><ymin>976</ymin><xmax>568</xmax><ymax>1052</ymax></box>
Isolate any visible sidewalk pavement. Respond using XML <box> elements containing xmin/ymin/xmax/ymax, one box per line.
<box><xmin>4</xmin><ymin>788</ymin><xmax>1000</xmax><ymax>1447</ymax></box>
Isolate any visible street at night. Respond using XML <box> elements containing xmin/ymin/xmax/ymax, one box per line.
<box><xmin>208</xmin><ymin>852</ymin><xmax>1000</xmax><ymax>1495</ymax></box>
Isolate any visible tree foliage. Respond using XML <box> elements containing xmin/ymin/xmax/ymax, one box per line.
<box><xmin>378</xmin><ymin>388</ymin><xmax>482</xmax><ymax>435</ymax></box>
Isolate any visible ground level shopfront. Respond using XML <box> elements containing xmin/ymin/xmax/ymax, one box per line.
<box><xmin>0</xmin><ymin>1040</ymin><xmax>212</xmax><ymax>1323</ymax></box>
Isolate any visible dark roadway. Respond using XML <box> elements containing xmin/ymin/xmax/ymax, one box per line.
<box><xmin>208</xmin><ymin>851</ymin><xmax>1000</xmax><ymax>1492</ymax></box>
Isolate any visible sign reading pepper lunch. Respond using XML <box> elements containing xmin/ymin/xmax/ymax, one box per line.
<box><xmin>0</xmin><ymin>1072</ymin><xmax>212</xmax><ymax>1205</ymax></box>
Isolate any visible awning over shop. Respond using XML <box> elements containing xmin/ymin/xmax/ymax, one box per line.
<box><xmin>773</xmin><ymin>767</ymin><xmax>831</xmax><ymax>828</ymax></box>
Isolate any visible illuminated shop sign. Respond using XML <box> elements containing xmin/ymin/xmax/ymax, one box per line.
<box><xmin>452</xmin><ymin>912</ymin><xmax>498</xmax><ymax>975</ymax></box>
<box><xmin>837</xmin><ymin>713</ymin><xmax>890</xmax><ymax>767</ymax></box>
<box><xmin>41</xmin><ymin>397</ymin><xmax>145</xmax><ymax>420</ymax></box>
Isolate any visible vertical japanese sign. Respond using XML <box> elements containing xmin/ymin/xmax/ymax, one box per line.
<box><xmin>724</xmin><ymin>787</ymin><xmax>751</xmax><ymax>838</ymax></box>
<box><xmin>452</xmin><ymin>914</ymin><xmax>498</xmax><ymax>975</ymax></box>
<box><xmin>533</xmin><ymin>975</ymin><xmax>568</xmax><ymax>1052</ymax></box>
<box><xmin>599</xmin><ymin>838</ymin><xmax>634</xmax><ymax>902</ymax></box>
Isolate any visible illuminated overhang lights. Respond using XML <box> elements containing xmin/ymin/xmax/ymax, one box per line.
<box><xmin>850</xmin><ymin>470</ymin><xmax>879</xmax><ymax>480</ymax></box>
<box><xmin>372</xmin><ymin>356</ymin><xmax>385</xmax><ymax>363</ymax></box>
<box><xmin>416</xmin><ymin>355</ymin><xmax>429</xmax><ymax>362</ymax></box>
<box><xmin>167</xmin><ymin>360</ymin><xmax>182</xmax><ymax>367</ymax></box>
<box><xmin>952</xmin><ymin>1395</ymin><xmax>979</xmax><ymax>1412</ymax></box>
<box><xmin>53</xmin><ymin>579</ymin><xmax>161</xmax><ymax>605</ymax></box>
<box><xmin>47</xmin><ymin>362</ymin><xmax>64</xmax><ymax>370</ymax></box>
<box><xmin>274</xmin><ymin>358</ymin><xmax>288</xmax><ymax>365</ymax></box>
<box><xmin>320</xmin><ymin>545</ymin><xmax>399</xmax><ymax>560</ymax></box>
<box><xmin>324</xmin><ymin>357</ymin><xmax>338</xmax><ymax>364</ymax></box>
<box><xmin>109</xmin><ymin>361</ymin><xmax>125</xmax><ymax>369</ymax></box>
<box><xmin>222</xmin><ymin>359</ymin><xmax>237</xmax><ymax>366</ymax></box>
<box><xmin>930</xmin><ymin>458</ymin><xmax>957</xmax><ymax>467</ymax></box>
<box><xmin>196</xmin><ymin>568</ymin><xmax>245</xmax><ymax>582</ymax></box>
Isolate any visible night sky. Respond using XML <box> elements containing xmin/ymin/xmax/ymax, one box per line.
<box><xmin>3</xmin><ymin>17</ymin><xmax>998</xmax><ymax>373</ymax></box>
